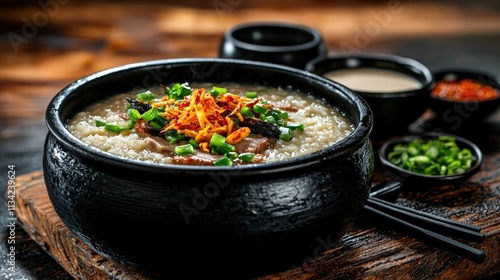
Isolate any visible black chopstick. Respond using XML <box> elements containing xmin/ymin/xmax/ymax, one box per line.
<box><xmin>369</xmin><ymin>181</ymin><xmax>402</xmax><ymax>199</ymax></box>
<box><xmin>363</xmin><ymin>204</ymin><xmax>486</xmax><ymax>264</ymax></box>
<box><xmin>368</xmin><ymin>181</ymin><xmax>482</xmax><ymax>233</ymax></box>
<box><xmin>367</xmin><ymin>197</ymin><xmax>485</xmax><ymax>242</ymax></box>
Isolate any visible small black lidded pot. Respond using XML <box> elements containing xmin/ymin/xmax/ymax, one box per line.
<box><xmin>219</xmin><ymin>21</ymin><xmax>327</xmax><ymax>69</ymax></box>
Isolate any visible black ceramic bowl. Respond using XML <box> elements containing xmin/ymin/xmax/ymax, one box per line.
<box><xmin>306</xmin><ymin>53</ymin><xmax>434</xmax><ymax>138</ymax></box>
<box><xmin>378</xmin><ymin>132</ymin><xmax>482</xmax><ymax>187</ymax></box>
<box><xmin>44</xmin><ymin>58</ymin><xmax>373</xmax><ymax>278</ymax></box>
<box><xmin>429</xmin><ymin>69</ymin><xmax>500</xmax><ymax>131</ymax></box>
<box><xmin>218</xmin><ymin>21</ymin><xmax>327</xmax><ymax>69</ymax></box>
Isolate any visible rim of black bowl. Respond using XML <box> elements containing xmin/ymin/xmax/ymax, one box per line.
<box><xmin>45</xmin><ymin>58</ymin><xmax>373</xmax><ymax>176</ymax></box>
<box><xmin>223</xmin><ymin>21</ymin><xmax>324</xmax><ymax>53</ymax></box>
<box><xmin>305</xmin><ymin>53</ymin><xmax>434</xmax><ymax>98</ymax></box>
<box><xmin>378</xmin><ymin>132</ymin><xmax>483</xmax><ymax>183</ymax></box>
<box><xmin>431</xmin><ymin>68</ymin><xmax>500</xmax><ymax>102</ymax></box>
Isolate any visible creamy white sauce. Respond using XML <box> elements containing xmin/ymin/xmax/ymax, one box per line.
<box><xmin>324</xmin><ymin>68</ymin><xmax>422</xmax><ymax>93</ymax></box>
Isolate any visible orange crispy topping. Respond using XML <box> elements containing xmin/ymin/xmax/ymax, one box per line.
<box><xmin>157</xmin><ymin>87</ymin><xmax>255</xmax><ymax>147</ymax></box>
<box><xmin>226</xmin><ymin>127</ymin><xmax>251</xmax><ymax>145</ymax></box>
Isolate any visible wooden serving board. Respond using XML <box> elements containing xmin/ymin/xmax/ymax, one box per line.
<box><xmin>13</xmin><ymin>170</ymin><xmax>500</xmax><ymax>279</ymax></box>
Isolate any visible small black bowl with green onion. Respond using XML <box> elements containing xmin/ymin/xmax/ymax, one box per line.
<box><xmin>378</xmin><ymin>132</ymin><xmax>483</xmax><ymax>186</ymax></box>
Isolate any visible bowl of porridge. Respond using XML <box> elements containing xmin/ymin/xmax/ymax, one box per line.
<box><xmin>44</xmin><ymin>58</ymin><xmax>373</xmax><ymax>277</ymax></box>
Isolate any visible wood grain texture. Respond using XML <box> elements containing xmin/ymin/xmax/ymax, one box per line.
<box><xmin>14</xmin><ymin>171</ymin><xmax>160</xmax><ymax>280</ymax></box>
<box><xmin>13</xmin><ymin>169</ymin><xmax>500</xmax><ymax>279</ymax></box>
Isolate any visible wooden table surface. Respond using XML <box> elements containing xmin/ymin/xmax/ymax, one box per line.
<box><xmin>1</xmin><ymin>0</ymin><xmax>499</xmax><ymax>279</ymax></box>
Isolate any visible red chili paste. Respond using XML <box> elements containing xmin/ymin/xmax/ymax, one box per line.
<box><xmin>431</xmin><ymin>79</ymin><xmax>499</xmax><ymax>102</ymax></box>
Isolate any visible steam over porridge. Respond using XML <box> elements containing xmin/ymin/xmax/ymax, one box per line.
<box><xmin>67</xmin><ymin>83</ymin><xmax>354</xmax><ymax>166</ymax></box>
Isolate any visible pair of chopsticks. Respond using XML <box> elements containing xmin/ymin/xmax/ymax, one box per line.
<box><xmin>363</xmin><ymin>181</ymin><xmax>486</xmax><ymax>264</ymax></box>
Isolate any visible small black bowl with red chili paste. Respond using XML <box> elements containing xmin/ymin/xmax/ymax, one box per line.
<box><xmin>429</xmin><ymin>69</ymin><xmax>500</xmax><ymax>130</ymax></box>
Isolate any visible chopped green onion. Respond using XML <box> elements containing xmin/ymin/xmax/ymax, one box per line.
<box><xmin>209</xmin><ymin>86</ymin><xmax>227</xmax><ymax>98</ymax></box>
<box><xmin>209</xmin><ymin>133</ymin><xmax>235</xmax><ymax>154</ymax></box>
<box><xmin>216</xmin><ymin>143</ymin><xmax>235</xmax><ymax>154</ymax></box>
<box><xmin>122</xmin><ymin>120</ymin><xmax>136</xmax><ymax>130</ymax></box>
<box><xmin>424</xmin><ymin>164</ymin><xmax>440</xmax><ymax>174</ymax></box>
<box><xmin>127</xmin><ymin>108</ymin><xmax>142</xmax><ymax>121</ymax></box>
<box><xmin>165</xmin><ymin>130</ymin><xmax>185</xmax><ymax>144</ymax></box>
<box><xmin>279</xmin><ymin>127</ymin><xmax>292</xmax><ymax>141</ymax></box>
<box><xmin>240</xmin><ymin>106</ymin><xmax>255</xmax><ymax>117</ymax></box>
<box><xmin>407</xmin><ymin>146</ymin><xmax>418</xmax><ymax>156</ymax></box>
<box><xmin>141</xmin><ymin>108</ymin><xmax>159</xmax><ymax>121</ymax></box>
<box><xmin>245</xmin><ymin>91</ymin><xmax>258</xmax><ymax>98</ymax></box>
<box><xmin>238</xmin><ymin>153</ymin><xmax>255</xmax><ymax>162</ymax></box>
<box><xmin>95</xmin><ymin>120</ymin><xmax>106</xmax><ymax>127</ymax></box>
<box><xmin>387</xmin><ymin>136</ymin><xmax>477</xmax><ymax>176</ymax></box>
<box><xmin>173</xmin><ymin>135</ymin><xmax>187</xmax><ymax>144</ymax></box>
<box><xmin>155</xmin><ymin>114</ymin><xmax>168</xmax><ymax>126</ymax></box>
<box><xmin>440</xmin><ymin>165</ymin><xmax>447</xmax><ymax>175</ymax></box>
<box><xmin>266</xmin><ymin>110</ymin><xmax>279</xmax><ymax>121</ymax></box>
<box><xmin>426</xmin><ymin>145</ymin><xmax>439</xmax><ymax>159</ymax></box>
<box><xmin>210</xmin><ymin>133</ymin><xmax>226</xmax><ymax>147</ymax></box>
<box><xmin>265</xmin><ymin>115</ymin><xmax>276</xmax><ymax>123</ymax></box>
<box><xmin>225</xmin><ymin>152</ymin><xmax>238</xmax><ymax>160</ymax></box>
<box><xmin>97</xmin><ymin>118</ymin><xmax>136</xmax><ymax>132</ymax></box>
<box><xmin>168</xmin><ymin>82</ymin><xmax>192</xmax><ymax>100</ymax></box>
<box><xmin>149</xmin><ymin>121</ymin><xmax>164</xmax><ymax>130</ymax></box>
<box><xmin>188</xmin><ymin>139</ymin><xmax>199</xmax><ymax>149</ymax></box>
<box><xmin>439</xmin><ymin>135</ymin><xmax>456</xmax><ymax>142</ymax></box>
<box><xmin>142</xmin><ymin>107</ymin><xmax>167</xmax><ymax>129</ymax></box>
<box><xmin>175</xmin><ymin>144</ymin><xmax>194</xmax><ymax>156</ymax></box>
<box><xmin>409</xmin><ymin>155</ymin><xmax>431</xmax><ymax>164</ymax></box>
<box><xmin>214</xmin><ymin>156</ymin><xmax>233</xmax><ymax>166</ymax></box>
<box><xmin>136</xmin><ymin>90</ymin><xmax>155</xmax><ymax>101</ymax></box>
<box><xmin>252</xmin><ymin>104</ymin><xmax>267</xmax><ymax>115</ymax></box>
<box><xmin>267</xmin><ymin>109</ymin><xmax>288</xmax><ymax>122</ymax></box>
<box><xmin>104</xmin><ymin>124</ymin><xmax>121</xmax><ymax>133</ymax></box>
<box><xmin>286</xmin><ymin>122</ymin><xmax>304</xmax><ymax>132</ymax></box>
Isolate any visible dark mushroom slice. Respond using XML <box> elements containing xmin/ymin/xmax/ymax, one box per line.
<box><xmin>240</xmin><ymin>117</ymin><xmax>281</xmax><ymax>139</ymax></box>
<box><xmin>126</xmin><ymin>97</ymin><xmax>152</xmax><ymax>114</ymax></box>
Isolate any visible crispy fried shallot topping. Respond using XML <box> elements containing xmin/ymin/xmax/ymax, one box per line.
<box><xmin>155</xmin><ymin>88</ymin><xmax>256</xmax><ymax>151</ymax></box>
